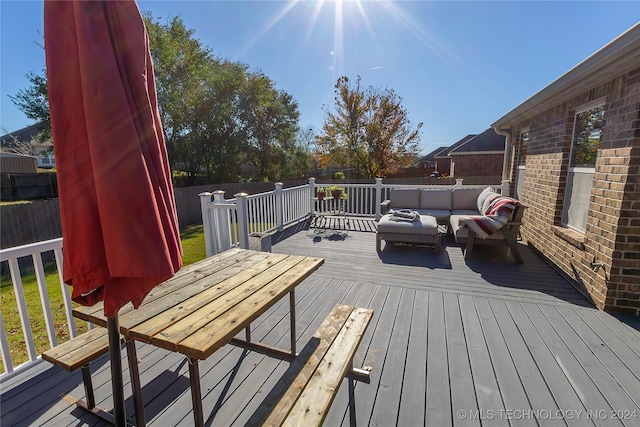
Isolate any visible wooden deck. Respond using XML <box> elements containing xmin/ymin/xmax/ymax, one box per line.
<box><xmin>2</xmin><ymin>220</ymin><xmax>640</xmax><ymax>426</ymax></box>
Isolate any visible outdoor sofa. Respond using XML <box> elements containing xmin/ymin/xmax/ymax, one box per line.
<box><xmin>378</xmin><ymin>186</ymin><xmax>526</xmax><ymax>262</ymax></box>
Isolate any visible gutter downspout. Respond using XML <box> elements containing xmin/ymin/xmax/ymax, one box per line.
<box><xmin>494</xmin><ymin>126</ymin><xmax>512</xmax><ymax>183</ymax></box>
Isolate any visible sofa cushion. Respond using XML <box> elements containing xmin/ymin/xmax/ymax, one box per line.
<box><xmin>378</xmin><ymin>213</ymin><xmax>438</xmax><ymax>235</ymax></box>
<box><xmin>452</xmin><ymin>187</ymin><xmax>485</xmax><ymax>210</ymax></box>
<box><xmin>420</xmin><ymin>188</ymin><xmax>452</xmax><ymax>210</ymax></box>
<box><xmin>390</xmin><ymin>188</ymin><xmax>421</xmax><ymax>209</ymax></box>
<box><xmin>476</xmin><ymin>186</ymin><xmax>499</xmax><ymax>213</ymax></box>
<box><xmin>415</xmin><ymin>209</ymin><xmax>451</xmax><ymax>222</ymax></box>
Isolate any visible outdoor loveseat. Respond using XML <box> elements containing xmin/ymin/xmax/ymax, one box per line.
<box><xmin>378</xmin><ymin>186</ymin><xmax>526</xmax><ymax>262</ymax></box>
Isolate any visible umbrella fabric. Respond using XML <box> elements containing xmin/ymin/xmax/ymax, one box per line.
<box><xmin>45</xmin><ymin>0</ymin><xmax>182</xmax><ymax>317</ymax></box>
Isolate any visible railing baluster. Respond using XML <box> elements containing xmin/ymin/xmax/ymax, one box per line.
<box><xmin>55</xmin><ymin>246</ymin><xmax>77</xmax><ymax>338</ymax></box>
<box><xmin>0</xmin><ymin>313</ymin><xmax>14</xmax><ymax>374</ymax></box>
<box><xmin>8</xmin><ymin>258</ymin><xmax>37</xmax><ymax>362</ymax></box>
<box><xmin>33</xmin><ymin>253</ymin><xmax>57</xmax><ymax>348</ymax></box>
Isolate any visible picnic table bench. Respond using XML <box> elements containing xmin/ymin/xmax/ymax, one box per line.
<box><xmin>248</xmin><ymin>304</ymin><xmax>374</xmax><ymax>426</ymax></box>
<box><xmin>41</xmin><ymin>327</ymin><xmax>119</xmax><ymax>423</ymax></box>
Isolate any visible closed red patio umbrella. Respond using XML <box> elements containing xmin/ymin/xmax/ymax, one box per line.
<box><xmin>44</xmin><ymin>0</ymin><xmax>182</xmax><ymax>424</ymax></box>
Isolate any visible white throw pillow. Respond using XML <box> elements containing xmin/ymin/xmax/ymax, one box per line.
<box><xmin>476</xmin><ymin>186</ymin><xmax>498</xmax><ymax>213</ymax></box>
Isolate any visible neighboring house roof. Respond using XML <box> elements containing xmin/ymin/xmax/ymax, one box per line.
<box><xmin>437</xmin><ymin>134</ymin><xmax>477</xmax><ymax>157</ymax></box>
<box><xmin>418</xmin><ymin>146</ymin><xmax>449</xmax><ymax>163</ymax></box>
<box><xmin>0</xmin><ymin>152</ymin><xmax>37</xmax><ymax>159</ymax></box>
<box><xmin>0</xmin><ymin>123</ymin><xmax>44</xmax><ymax>145</ymax></box>
<box><xmin>493</xmin><ymin>22</ymin><xmax>640</xmax><ymax>128</ymax></box>
<box><xmin>449</xmin><ymin>128</ymin><xmax>505</xmax><ymax>154</ymax></box>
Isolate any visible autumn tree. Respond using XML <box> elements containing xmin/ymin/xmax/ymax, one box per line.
<box><xmin>316</xmin><ymin>76</ymin><xmax>422</xmax><ymax>178</ymax></box>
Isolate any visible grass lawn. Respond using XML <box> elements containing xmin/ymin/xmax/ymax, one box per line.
<box><xmin>0</xmin><ymin>224</ymin><xmax>206</xmax><ymax>373</ymax></box>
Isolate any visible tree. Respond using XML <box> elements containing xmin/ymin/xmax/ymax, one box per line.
<box><xmin>145</xmin><ymin>13</ymin><xmax>303</xmax><ymax>183</ymax></box>
<box><xmin>8</xmin><ymin>70</ymin><xmax>51</xmax><ymax>142</ymax></box>
<box><xmin>316</xmin><ymin>76</ymin><xmax>422</xmax><ymax>178</ymax></box>
<box><xmin>11</xmin><ymin>13</ymin><xmax>306</xmax><ymax>184</ymax></box>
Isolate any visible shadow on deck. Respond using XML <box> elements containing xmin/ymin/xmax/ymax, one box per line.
<box><xmin>2</xmin><ymin>220</ymin><xmax>639</xmax><ymax>427</ymax></box>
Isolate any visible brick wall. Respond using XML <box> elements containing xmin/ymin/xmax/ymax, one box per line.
<box><xmin>436</xmin><ymin>158</ymin><xmax>450</xmax><ymax>175</ymax></box>
<box><xmin>450</xmin><ymin>153</ymin><xmax>504</xmax><ymax>177</ymax></box>
<box><xmin>512</xmin><ymin>68</ymin><xmax>640</xmax><ymax>315</ymax></box>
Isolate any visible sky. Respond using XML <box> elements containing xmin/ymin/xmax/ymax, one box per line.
<box><xmin>1</xmin><ymin>1</ymin><xmax>639</xmax><ymax>155</ymax></box>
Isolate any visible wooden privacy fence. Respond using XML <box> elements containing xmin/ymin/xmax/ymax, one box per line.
<box><xmin>0</xmin><ymin>173</ymin><xmax>58</xmax><ymax>202</ymax></box>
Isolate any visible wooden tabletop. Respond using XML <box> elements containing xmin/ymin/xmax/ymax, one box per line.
<box><xmin>73</xmin><ymin>248</ymin><xmax>324</xmax><ymax>360</ymax></box>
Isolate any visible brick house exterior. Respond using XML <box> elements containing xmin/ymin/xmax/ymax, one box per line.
<box><xmin>416</xmin><ymin>146</ymin><xmax>448</xmax><ymax>173</ymax></box>
<box><xmin>493</xmin><ymin>23</ymin><xmax>640</xmax><ymax>315</ymax></box>
<box><xmin>448</xmin><ymin>128</ymin><xmax>505</xmax><ymax>177</ymax></box>
<box><xmin>434</xmin><ymin>134</ymin><xmax>476</xmax><ymax>176</ymax></box>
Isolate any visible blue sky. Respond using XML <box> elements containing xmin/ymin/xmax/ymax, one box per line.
<box><xmin>1</xmin><ymin>1</ymin><xmax>639</xmax><ymax>155</ymax></box>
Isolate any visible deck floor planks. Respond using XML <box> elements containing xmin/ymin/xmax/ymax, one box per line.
<box><xmin>444</xmin><ymin>292</ymin><xmax>480</xmax><ymax>427</ymax></box>
<box><xmin>505</xmin><ymin>301</ymin><xmax>598</xmax><ymax>426</ymax></box>
<box><xmin>521</xmin><ymin>303</ymin><xmax>626</xmax><ymax>427</ymax></box>
<box><xmin>473</xmin><ymin>297</ymin><xmax>540</xmax><ymax>427</ymax></box>
<box><xmin>458</xmin><ymin>295</ymin><xmax>509</xmax><ymax>427</ymax></box>
<box><xmin>368</xmin><ymin>288</ymin><xmax>415</xmax><ymax>427</ymax></box>
<box><xmin>3</xmin><ymin>228</ymin><xmax>640</xmax><ymax>427</ymax></box>
<box><xmin>425</xmin><ymin>291</ymin><xmax>453</xmax><ymax>427</ymax></box>
<box><xmin>397</xmin><ymin>289</ymin><xmax>429</xmax><ymax>427</ymax></box>
<box><xmin>278</xmin><ymin>231</ymin><xmax>590</xmax><ymax>308</ymax></box>
<box><xmin>357</xmin><ymin>286</ymin><xmax>403</xmax><ymax>426</ymax></box>
<box><xmin>488</xmin><ymin>298</ymin><xmax>568</xmax><ymax>427</ymax></box>
<box><xmin>566</xmin><ymin>308</ymin><xmax>640</xmax><ymax>398</ymax></box>
<box><xmin>536</xmin><ymin>305</ymin><xmax>640</xmax><ymax>422</ymax></box>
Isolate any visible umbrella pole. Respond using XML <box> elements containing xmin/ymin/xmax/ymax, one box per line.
<box><xmin>107</xmin><ymin>315</ymin><xmax>127</xmax><ymax>427</ymax></box>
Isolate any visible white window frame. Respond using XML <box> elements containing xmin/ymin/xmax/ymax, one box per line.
<box><xmin>561</xmin><ymin>99</ymin><xmax>605</xmax><ymax>232</ymax></box>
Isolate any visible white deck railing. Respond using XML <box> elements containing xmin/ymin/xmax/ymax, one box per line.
<box><xmin>200</xmin><ymin>177</ymin><xmax>509</xmax><ymax>257</ymax></box>
<box><xmin>0</xmin><ymin>238</ymin><xmax>82</xmax><ymax>380</ymax></box>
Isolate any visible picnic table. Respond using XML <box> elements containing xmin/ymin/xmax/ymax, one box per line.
<box><xmin>73</xmin><ymin>248</ymin><xmax>324</xmax><ymax>426</ymax></box>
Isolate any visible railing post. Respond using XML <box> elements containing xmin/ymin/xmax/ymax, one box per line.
<box><xmin>275</xmin><ymin>182</ymin><xmax>284</xmax><ymax>232</ymax></box>
<box><xmin>455</xmin><ymin>178</ymin><xmax>464</xmax><ymax>188</ymax></box>
<box><xmin>199</xmin><ymin>192</ymin><xmax>215</xmax><ymax>257</ymax></box>
<box><xmin>501</xmin><ymin>179</ymin><xmax>510</xmax><ymax>197</ymax></box>
<box><xmin>211</xmin><ymin>191</ymin><xmax>228</xmax><ymax>255</ymax></box>
<box><xmin>309</xmin><ymin>177</ymin><xmax>316</xmax><ymax>215</ymax></box>
<box><xmin>235</xmin><ymin>193</ymin><xmax>250</xmax><ymax>249</ymax></box>
<box><xmin>375</xmin><ymin>177</ymin><xmax>383</xmax><ymax>221</ymax></box>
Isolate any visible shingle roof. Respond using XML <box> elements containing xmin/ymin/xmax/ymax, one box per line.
<box><xmin>438</xmin><ymin>134</ymin><xmax>477</xmax><ymax>157</ymax></box>
<box><xmin>449</xmin><ymin>128</ymin><xmax>505</xmax><ymax>153</ymax></box>
<box><xmin>418</xmin><ymin>146</ymin><xmax>449</xmax><ymax>162</ymax></box>
<box><xmin>1</xmin><ymin>123</ymin><xmax>44</xmax><ymax>145</ymax></box>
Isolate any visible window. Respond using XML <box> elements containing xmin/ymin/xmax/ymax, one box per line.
<box><xmin>570</xmin><ymin>106</ymin><xmax>604</xmax><ymax>167</ymax></box>
<box><xmin>561</xmin><ymin>102</ymin><xmax>604</xmax><ymax>232</ymax></box>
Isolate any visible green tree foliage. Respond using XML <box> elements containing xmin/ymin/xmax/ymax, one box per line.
<box><xmin>571</xmin><ymin>105</ymin><xmax>604</xmax><ymax>167</ymax></box>
<box><xmin>7</xmin><ymin>71</ymin><xmax>50</xmax><ymax>142</ymax></box>
<box><xmin>316</xmin><ymin>76</ymin><xmax>422</xmax><ymax>178</ymax></box>
<box><xmin>143</xmin><ymin>13</ymin><xmax>305</xmax><ymax>183</ymax></box>
<box><xmin>10</xmin><ymin>13</ymin><xmax>308</xmax><ymax>184</ymax></box>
